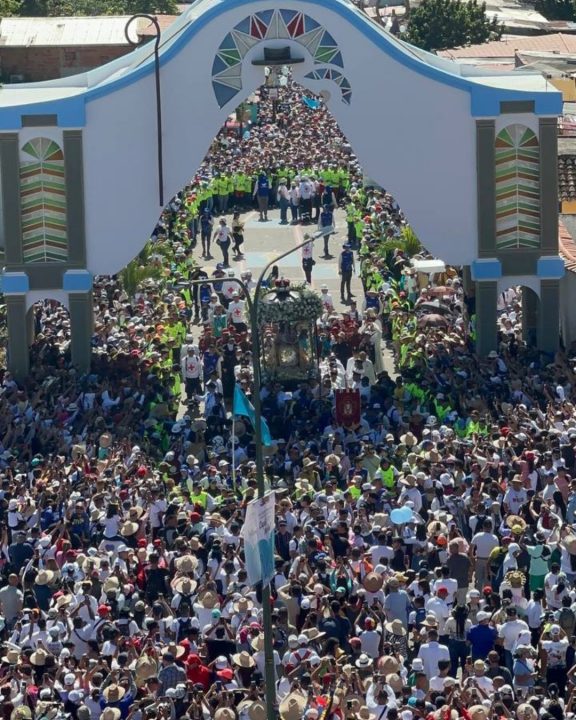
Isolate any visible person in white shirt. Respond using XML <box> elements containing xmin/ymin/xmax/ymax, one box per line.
<box><xmin>503</xmin><ymin>477</ymin><xmax>527</xmax><ymax>514</ymax></box>
<box><xmin>417</xmin><ymin>629</ymin><xmax>450</xmax><ymax>679</ymax></box>
<box><xmin>227</xmin><ymin>293</ymin><xmax>246</xmax><ymax>331</ymax></box>
<box><xmin>470</xmin><ymin>519</ymin><xmax>499</xmax><ymax>590</ymax></box>
<box><xmin>498</xmin><ymin>606</ymin><xmax>529</xmax><ymax>672</ymax></box>
<box><xmin>320</xmin><ymin>285</ymin><xmax>334</xmax><ymax>312</ymax></box>
<box><xmin>426</xmin><ymin>589</ymin><xmax>451</xmax><ymax>637</ymax></box>
<box><xmin>545</xmin><ymin>564</ymin><xmax>569</xmax><ymax>610</ymax></box>
<box><xmin>180</xmin><ymin>347</ymin><xmax>203</xmax><ymax>400</ymax></box>
<box><xmin>358</xmin><ymin>617</ymin><xmax>382</xmax><ymax>659</ymax></box>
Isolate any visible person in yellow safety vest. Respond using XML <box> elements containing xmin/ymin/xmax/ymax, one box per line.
<box><xmin>465</xmin><ymin>410</ymin><xmax>481</xmax><ymax>437</ymax></box>
<box><xmin>433</xmin><ymin>393</ymin><xmax>451</xmax><ymax>423</ymax></box>
<box><xmin>187</xmin><ymin>481</ymin><xmax>211</xmax><ymax>509</ymax></box>
<box><xmin>346</xmin><ymin>201</ymin><xmax>358</xmax><ymax>246</ymax></box>
<box><xmin>374</xmin><ymin>457</ymin><xmax>397</xmax><ymax>491</ymax></box>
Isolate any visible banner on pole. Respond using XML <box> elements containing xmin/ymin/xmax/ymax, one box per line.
<box><xmin>335</xmin><ymin>388</ymin><xmax>361</xmax><ymax>427</ymax></box>
<box><xmin>240</xmin><ymin>491</ymin><xmax>275</xmax><ymax>587</ymax></box>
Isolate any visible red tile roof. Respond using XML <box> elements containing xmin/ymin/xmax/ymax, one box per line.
<box><xmin>137</xmin><ymin>15</ymin><xmax>180</xmax><ymax>37</ymax></box>
<box><xmin>559</xmin><ymin>220</ymin><xmax>576</xmax><ymax>272</ymax></box>
<box><xmin>439</xmin><ymin>33</ymin><xmax>576</xmax><ymax>59</ymax></box>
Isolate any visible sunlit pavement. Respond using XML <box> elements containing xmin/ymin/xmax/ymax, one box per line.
<box><xmin>178</xmin><ymin>206</ymin><xmax>396</xmax><ymax>417</ymax></box>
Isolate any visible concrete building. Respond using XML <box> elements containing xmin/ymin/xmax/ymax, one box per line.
<box><xmin>0</xmin><ymin>15</ymin><xmax>180</xmax><ymax>83</ymax></box>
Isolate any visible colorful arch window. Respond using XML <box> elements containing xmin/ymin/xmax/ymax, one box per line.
<box><xmin>20</xmin><ymin>137</ymin><xmax>68</xmax><ymax>263</ymax></box>
<box><xmin>495</xmin><ymin>124</ymin><xmax>540</xmax><ymax>250</ymax></box>
<box><xmin>212</xmin><ymin>9</ymin><xmax>346</xmax><ymax>108</ymax></box>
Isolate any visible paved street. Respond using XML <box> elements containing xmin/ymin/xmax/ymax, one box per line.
<box><xmin>201</xmin><ymin>206</ymin><xmax>359</xmax><ymax>303</ymax></box>
<box><xmin>196</xmin><ymin>206</ymin><xmax>396</xmax><ymax>375</ymax></box>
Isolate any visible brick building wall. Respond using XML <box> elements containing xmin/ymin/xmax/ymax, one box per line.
<box><xmin>0</xmin><ymin>45</ymin><xmax>131</xmax><ymax>82</ymax></box>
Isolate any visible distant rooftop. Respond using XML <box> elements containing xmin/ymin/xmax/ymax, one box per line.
<box><xmin>0</xmin><ymin>15</ymin><xmax>143</xmax><ymax>47</ymax></box>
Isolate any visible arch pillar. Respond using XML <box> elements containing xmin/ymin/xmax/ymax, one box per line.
<box><xmin>6</xmin><ymin>295</ymin><xmax>30</xmax><ymax>380</ymax></box>
<box><xmin>69</xmin><ymin>291</ymin><xmax>94</xmax><ymax>372</ymax></box>
<box><xmin>475</xmin><ymin>280</ymin><xmax>498</xmax><ymax>356</ymax></box>
<box><xmin>522</xmin><ymin>288</ymin><xmax>539</xmax><ymax>347</ymax></box>
<box><xmin>539</xmin><ymin>279</ymin><xmax>560</xmax><ymax>355</ymax></box>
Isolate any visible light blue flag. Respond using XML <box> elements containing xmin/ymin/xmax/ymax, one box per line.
<box><xmin>233</xmin><ymin>384</ymin><xmax>273</xmax><ymax>445</ymax></box>
<box><xmin>302</xmin><ymin>95</ymin><xmax>320</xmax><ymax>110</ymax></box>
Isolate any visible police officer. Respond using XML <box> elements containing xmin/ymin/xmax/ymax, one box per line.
<box><xmin>339</xmin><ymin>243</ymin><xmax>355</xmax><ymax>304</ymax></box>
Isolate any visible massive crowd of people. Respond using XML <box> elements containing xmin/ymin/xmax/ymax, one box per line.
<box><xmin>1</xmin><ymin>80</ymin><xmax>576</xmax><ymax>720</ymax></box>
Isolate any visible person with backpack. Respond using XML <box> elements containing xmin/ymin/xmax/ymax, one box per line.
<box><xmin>339</xmin><ymin>243</ymin><xmax>355</xmax><ymax>304</ymax></box>
<box><xmin>253</xmin><ymin>172</ymin><xmax>270</xmax><ymax>222</ymax></box>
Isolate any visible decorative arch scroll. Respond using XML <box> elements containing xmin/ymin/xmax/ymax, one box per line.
<box><xmin>212</xmin><ymin>8</ymin><xmax>348</xmax><ymax>107</ymax></box>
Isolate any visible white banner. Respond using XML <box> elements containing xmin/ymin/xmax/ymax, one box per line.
<box><xmin>241</xmin><ymin>491</ymin><xmax>276</xmax><ymax>587</ymax></box>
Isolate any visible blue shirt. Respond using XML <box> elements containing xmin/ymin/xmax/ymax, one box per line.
<box><xmin>467</xmin><ymin>623</ymin><xmax>497</xmax><ymax>659</ymax></box>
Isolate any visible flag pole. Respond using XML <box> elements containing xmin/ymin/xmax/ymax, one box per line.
<box><xmin>231</xmin><ymin>414</ymin><xmax>237</xmax><ymax>487</ymax></box>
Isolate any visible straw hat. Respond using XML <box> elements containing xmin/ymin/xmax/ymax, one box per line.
<box><xmin>233</xmin><ymin>597</ymin><xmax>254</xmax><ymax>613</ymax></box>
<box><xmin>215</xmin><ymin>711</ymin><xmax>236</xmax><ymax>720</ymax></box>
<box><xmin>564</xmin><ymin>535</ymin><xmax>576</xmax><ymax>555</ymax></box>
<box><xmin>386</xmin><ymin>673</ymin><xmax>403</xmax><ymax>692</ymax></box>
<box><xmin>422</xmin><ymin>614</ymin><xmax>439</xmax><ymax>627</ymax></box>
<box><xmin>128</xmin><ymin>506</ymin><xmax>145</xmax><ymax>520</ymax></box>
<box><xmin>1</xmin><ymin>648</ymin><xmax>20</xmax><ymax>664</ymax></box>
<box><xmin>295</xmin><ymin>478</ymin><xmax>314</xmax><ymax>492</ymax></box>
<box><xmin>358</xmin><ymin>708</ymin><xmax>376</xmax><ymax>720</ymax></box>
<box><xmin>175</xmin><ymin>555</ymin><xmax>198</xmax><ymax>573</ymax></box>
<box><xmin>385</xmin><ymin>619</ymin><xmax>407</xmax><ymax>636</ymax></box>
<box><xmin>251</xmin><ymin>634</ymin><xmax>265</xmax><ymax>652</ymax></box>
<box><xmin>56</xmin><ymin>594</ymin><xmax>73</xmax><ymax>609</ymax></box>
<box><xmin>103</xmin><ymin>577</ymin><xmax>120</xmax><ymax>594</ymax></box>
<box><xmin>505</xmin><ymin>515</ymin><xmax>527</xmax><ymax>533</ymax></box>
<box><xmin>173</xmin><ymin>576</ymin><xmax>198</xmax><ymax>595</ymax></box>
<box><xmin>35</xmin><ymin>569</ymin><xmax>55</xmax><ymax>586</ymax></box>
<box><xmin>102</xmin><ymin>685</ymin><xmax>126</xmax><ymax>702</ymax></box>
<box><xmin>279</xmin><ymin>692</ymin><xmax>307</xmax><ymax>720</ymax></box>
<box><xmin>100</xmin><ymin>710</ymin><xmax>121</xmax><ymax>720</ymax></box>
<box><xmin>378</xmin><ymin>655</ymin><xmax>401</xmax><ymax>674</ymax></box>
<box><xmin>469</xmin><ymin>706</ymin><xmax>488</xmax><ymax>720</ymax></box>
<box><xmin>516</xmin><ymin>705</ymin><xmax>538</xmax><ymax>720</ymax></box>
<box><xmin>120</xmin><ymin>521</ymin><xmax>139</xmax><ymax>537</ymax></box>
<box><xmin>303</xmin><ymin>627</ymin><xmax>326</xmax><ymax>642</ymax></box>
<box><xmin>30</xmin><ymin>648</ymin><xmax>49</xmax><ymax>666</ymax></box>
<box><xmin>400</xmin><ymin>432</ymin><xmax>417</xmax><ymax>447</ymax></box>
<box><xmin>247</xmin><ymin>702</ymin><xmax>266</xmax><ymax>720</ymax></box>
<box><xmin>134</xmin><ymin>654</ymin><xmax>158</xmax><ymax>686</ymax></box>
<box><xmin>198</xmin><ymin>591</ymin><xmax>219</xmax><ymax>609</ymax></box>
<box><xmin>11</xmin><ymin>709</ymin><xmax>32</xmax><ymax>720</ymax></box>
<box><xmin>363</xmin><ymin>572</ymin><xmax>383</xmax><ymax>593</ymax></box>
<box><xmin>162</xmin><ymin>643</ymin><xmax>185</xmax><ymax>659</ymax></box>
<box><xmin>232</xmin><ymin>650</ymin><xmax>255</xmax><ymax>668</ymax></box>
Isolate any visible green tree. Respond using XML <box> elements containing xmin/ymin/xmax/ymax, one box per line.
<box><xmin>0</xmin><ymin>0</ymin><xmax>22</xmax><ymax>14</ymax></box>
<box><xmin>403</xmin><ymin>0</ymin><xmax>502</xmax><ymax>52</ymax></box>
<box><xmin>19</xmin><ymin>0</ymin><xmax>177</xmax><ymax>16</ymax></box>
<box><xmin>534</xmin><ymin>0</ymin><xmax>575</xmax><ymax>20</ymax></box>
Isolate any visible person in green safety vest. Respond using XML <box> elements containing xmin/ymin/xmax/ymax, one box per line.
<box><xmin>433</xmin><ymin>393</ymin><xmax>451</xmax><ymax>423</ymax></box>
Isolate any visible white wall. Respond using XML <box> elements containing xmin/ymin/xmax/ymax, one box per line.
<box><xmin>82</xmin><ymin>0</ymin><xmax>479</xmax><ymax>275</ymax></box>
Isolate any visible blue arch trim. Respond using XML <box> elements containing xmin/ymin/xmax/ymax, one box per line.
<box><xmin>0</xmin><ymin>0</ymin><xmax>562</xmax><ymax>129</ymax></box>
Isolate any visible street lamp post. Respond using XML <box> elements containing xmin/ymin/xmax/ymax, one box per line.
<box><xmin>185</xmin><ymin>227</ymin><xmax>330</xmax><ymax>718</ymax></box>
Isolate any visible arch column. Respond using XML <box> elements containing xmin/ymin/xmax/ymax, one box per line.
<box><xmin>539</xmin><ymin>279</ymin><xmax>560</xmax><ymax>355</ymax></box>
<box><xmin>6</xmin><ymin>295</ymin><xmax>30</xmax><ymax>379</ymax></box>
<box><xmin>475</xmin><ymin>280</ymin><xmax>498</xmax><ymax>356</ymax></box>
<box><xmin>522</xmin><ymin>288</ymin><xmax>538</xmax><ymax>346</ymax></box>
